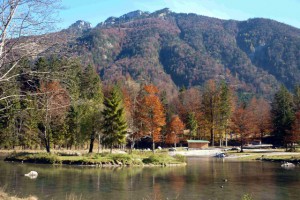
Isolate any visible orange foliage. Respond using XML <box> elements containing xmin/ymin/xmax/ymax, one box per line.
<box><xmin>231</xmin><ymin>104</ymin><xmax>258</xmax><ymax>151</ymax></box>
<box><xmin>39</xmin><ymin>81</ymin><xmax>70</xmax><ymax>119</ymax></box>
<box><xmin>138</xmin><ymin>84</ymin><xmax>166</xmax><ymax>143</ymax></box>
<box><xmin>248</xmin><ymin>97</ymin><xmax>272</xmax><ymax>140</ymax></box>
<box><xmin>166</xmin><ymin>115</ymin><xmax>185</xmax><ymax>146</ymax></box>
<box><xmin>174</xmin><ymin>87</ymin><xmax>202</xmax><ymax>123</ymax></box>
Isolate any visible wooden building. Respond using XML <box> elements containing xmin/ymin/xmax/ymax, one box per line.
<box><xmin>187</xmin><ymin>140</ymin><xmax>210</xmax><ymax>149</ymax></box>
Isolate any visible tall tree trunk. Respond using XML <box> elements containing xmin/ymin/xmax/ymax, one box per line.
<box><xmin>225</xmin><ymin>132</ymin><xmax>228</xmax><ymax>147</ymax></box>
<box><xmin>240</xmin><ymin>136</ymin><xmax>244</xmax><ymax>152</ymax></box>
<box><xmin>152</xmin><ymin>141</ymin><xmax>155</xmax><ymax>153</ymax></box>
<box><xmin>110</xmin><ymin>144</ymin><xmax>113</xmax><ymax>154</ymax></box>
<box><xmin>97</xmin><ymin>133</ymin><xmax>101</xmax><ymax>153</ymax></box>
<box><xmin>89</xmin><ymin>132</ymin><xmax>95</xmax><ymax>153</ymax></box>
<box><xmin>210</xmin><ymin>128</ymin><xmax>214</xmax><ymax>146</ymax></box>
<box><xmin>44</xmin><ymin>135</ymin><xmax>50</xmax><ymax>153</ymax></box>
<box><xmin>46</xmin><ymin>143</ymin><xmax>50</xmax><ymax>153</ymax></box>
<box><xmin>130</xmin><ymin>141</ymin><xmax>135</xmax><ymax>154</ymax></box>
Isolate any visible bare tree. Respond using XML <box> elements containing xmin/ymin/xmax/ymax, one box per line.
<box><xmin>0</xmin><ymin>0</ymin><xmax>61</xmax><ymax>103</ymax></box>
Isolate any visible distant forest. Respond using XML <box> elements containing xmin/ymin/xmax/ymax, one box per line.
<box><xmin>0</xmin><ymin>57</ymin><xmax>299</xmax><ymax>152</ymax></box>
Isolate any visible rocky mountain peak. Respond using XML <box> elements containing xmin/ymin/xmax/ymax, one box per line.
<box><xmin>151</xmin><ymin>8</ymin><xmax>171</xmax><ymax>17</ymax></box>
<box><xmin>120</xmin><ymin>10</ymin><xmax>149</xmax><ymax>20</ymax></box>
<box><xmin>69</xmin><ymin>20</ymin><xmax>91</xmax><ymax>31</ymax></box>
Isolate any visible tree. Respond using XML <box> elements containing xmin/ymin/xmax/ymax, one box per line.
<box><xmin>37</xmin><ymin>81</ymin><xmax>70</xmax><ymax>153</ymax></box>
<box><xmin>271</xmin><ymin>85</ymin><xmax>295</xmax><ymax>146</ymax></box>
<box><xmin>166</xmin><ymin>115</ymin><xmax>185</xmax><ymax>147</ymax></box>
<box><xmin>293</xmin><ymin>85</ymin><xmax>300</xmax><ymax>111</ymax></box>
<box><xmin>0</xmin><ymin>0</ymin><xmax>61</xmax><ymax>105</ymax></box>
<box><xmin>137</xmin><ymin>84</ymin><xmax>166</xmax><ymax>152</ymax></box>
<box><xmin>287</xmin><ymin>111</ymin><xmax>300</xmax><ymax>151</ymax></box>
<box><xmin>217</xmin><ymin>81</ymin><xmax>233</xmax><ymax>146</ymax></box>
<box><xmin>172</xmin><ymin>87</ymin><xmax>202</xmax><ymax>124</ymax></box>
<box><xmin>201</xmin><ymin>80</ymin><xmax>232</xmax><ymax>146</ymax></box>
<box><xmin>249</xmin><ymin>97</ymin><xmax>272</xmax><ymax>141</ymax></box>
<box><xmin>121</xmin><ymin>82</ymin><xmax>142</xmax><ymax>152</ymax></box>
<box><xmin>186</xmin><ymin>112</ymin><xmax>198</xmax><ymax>139</ymax></box>
<box><xmin>80</xmin><ymin>65</ymin><xmax>102</xmax><ymax>153</ymax></box>
<box><xmin>101</xmin><ymin>88</ymin><xmax>127</xmax><ymax>153</ymax></box>
<box><xmin>231</xmin><ymin>104</ymin><xmax>258</xmax><ymax>152</ymax></box>
<box><xmin>202</xmin><ymin>80</ymin><xmax>219</xmax><ymax>146</ymax></box>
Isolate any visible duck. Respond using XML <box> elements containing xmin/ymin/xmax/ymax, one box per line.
<box><xmin>25</xmin><ymin>171</ymin><xmax>38</xmax><ymax>178</ymax></box>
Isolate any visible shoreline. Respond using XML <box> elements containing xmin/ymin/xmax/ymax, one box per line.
<box><xmin>3</xmin><ymin>151</ymin><xmax>187</xmax><ymax>167</ymax></box>
<box><xmin>2</xmin><ymin>149</ymin><xmax>300</xmax><ymax>165</ymax></box>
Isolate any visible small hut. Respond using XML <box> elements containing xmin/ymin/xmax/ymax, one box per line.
<box><xmin>187</xmin><ymin>140</ymin><xmax>210</xmax><ymax>149</ymax></box>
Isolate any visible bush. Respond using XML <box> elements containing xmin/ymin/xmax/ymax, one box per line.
<box><xmin>6</xmin><ymin>152</ymin><xmax>61</xmax><ymax>164</ymax></box>
<box><xmin>142</xmin><ymin>154</ymin><xmax>179</xmax><ymax>165</ymax></box>
<box><xmin>241</xmin><ymin>194</ymin><xmax>253</xmax><ymax>200</ymax></box>
<box><xmin>173</xmin><ymin>154</ymin><xmax>186</xmax><ymax>163</ymax></box>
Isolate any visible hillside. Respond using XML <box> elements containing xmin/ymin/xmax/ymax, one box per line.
<box><xmin>36</xmin><ymin>8</ymin><xmax>300</xmax><ymax>98</ymax></box>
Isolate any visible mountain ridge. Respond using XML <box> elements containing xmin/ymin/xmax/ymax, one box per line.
<box><xmin>29</xmin><ymin>9</ymin><xmax>300</xmax><ymax>99</ymax></box>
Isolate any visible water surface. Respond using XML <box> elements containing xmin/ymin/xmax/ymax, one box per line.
<box><xmin>0</xmin><ymin>157</ymin><xmax>299</xmax><ymax>200</ymax></box>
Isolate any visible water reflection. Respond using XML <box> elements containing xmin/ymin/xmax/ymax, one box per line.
<box><xmin>0</xmin><ymin>158</ymin><xmax>300</xmax><ymax>200</ymax></box>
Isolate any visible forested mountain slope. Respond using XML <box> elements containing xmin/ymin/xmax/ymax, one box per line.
<box><xmin>38</xmin><ymin>9</ymin><xmax>300</xmax><ymax>97</ymax></box>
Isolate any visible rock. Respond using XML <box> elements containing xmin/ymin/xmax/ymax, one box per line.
<box><xmin>25</xmin><ymin>171</ymin><xmax>38</xmax><ymax>179</ymax></box>
<box><xmin>281</xmin><ymin>162</ymin><xmax>295</xmax><ymax>168</ymax></box>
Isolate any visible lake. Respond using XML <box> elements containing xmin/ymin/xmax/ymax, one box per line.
<box><xmin>0</xmin><ymin>157</ymin><xmax>299</xmax><ymax>200</ymax></box>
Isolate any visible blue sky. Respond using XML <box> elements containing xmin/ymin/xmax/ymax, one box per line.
<box><xmin>59</xmin><ymin>0</ymin><xmax>300</xmax><ymax>29</ymax></box>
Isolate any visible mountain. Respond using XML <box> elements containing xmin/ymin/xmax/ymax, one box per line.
<box><xmin>32</xmin><ymin>9</ymin><xmax>300</xmax><ymax>98</ymax></box>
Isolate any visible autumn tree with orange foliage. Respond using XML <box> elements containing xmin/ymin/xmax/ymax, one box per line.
<box><xmin>248</xmin><ymin>97</ymin><xmax>272</xmax><ymax>141</ymax></box>
<box><xmin>137</xmin><ymin>84</ymin><xmax>166</xmax><ymax>152</ymax></box>
<box><xmin>231</xmin><ymin>103</ymin><xmax>258</xmax><ymax>152</ymax></box>
<box><xmin>121</xmin><ymin>81</ymin><xmax>143</xmax><ymax>152</ymax></box>
<box><xmin>166</xmin><ymin>115</ymin><xmax>185</xmax><ymax>147</ymax></box>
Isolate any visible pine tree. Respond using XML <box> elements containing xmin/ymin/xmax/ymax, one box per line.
<box><xmin>293</xmin><ymin>85</ymin><xmax>300</xmax><ymax>111</ymax></box>
<box><xmin>271</xmin><ymin>85</ymin><xmax>295</xmax><ymax>146</ymax></box>
<box><xmin>102</xmin><ymin>88</ymin><xmax>128</xmax><ymax>153</ymax></box>
<box><xmin>218</xmin><ymin>81</ymin><xmax>232</xmax><ymax>146</ymax></box>
<box><xmin>186</xmin><ymin>112</ymin><xmax>198</xmax><ymax>139</ymax></box>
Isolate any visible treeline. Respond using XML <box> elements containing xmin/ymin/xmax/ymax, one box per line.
<box><xmin>0</xmin><ymin>57</ymin><xmax>299</xmax><ymax>153</ymax></box>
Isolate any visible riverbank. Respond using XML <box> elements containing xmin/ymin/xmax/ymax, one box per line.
<box><xmin>4</xmin><ymin>151</ymin><xmax>186</xmax><ymax>167</ymax></box>
<box><xmin>225</xmin><ymin>149</ymin><xmax>300</xmax><ymax>163</ymax></box>
<box><xmin>0</xmin><ymin>188</ymin><xmax>37</xmax><ymax>200</ymax></box>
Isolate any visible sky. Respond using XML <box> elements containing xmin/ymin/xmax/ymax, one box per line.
<box><xmin>59</xmin><ymin>0</ymin><xmax>300</xmax><ymax>29</ymax></box>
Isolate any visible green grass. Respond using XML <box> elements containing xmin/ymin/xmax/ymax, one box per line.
<box><xmin>5</xmin><ymin>152</ymin><xmax>61</xmax><ymax>164</ymax></box>
<box><xmin>142</xmin><ymin>154</ymin><xmax>184</xmax><ymax>166</ymax></box>
<box><xmin>5</xmin><ymin>151</ymin><xmax>186</xmax><ymax>166</ymax></box>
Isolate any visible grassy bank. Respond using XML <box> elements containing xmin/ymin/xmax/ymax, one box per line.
<box><xmin>260</xmin><ymin>155</ymin><xmax>300</xmax><ymax>163</ymax></box>
<box><xmin>225</xmin><ymin>150</ymin><xmax>300</xmax><ymax>163</ymax></box>
<box><xmin>0</xmin><ymin>188</ymin><xmax>37</xmax><ymax>200</ymax></box>
<box><xmin>4</xmin><ymin>151</ymin><xmax>186</xmax><ymax>167</ymax></box>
